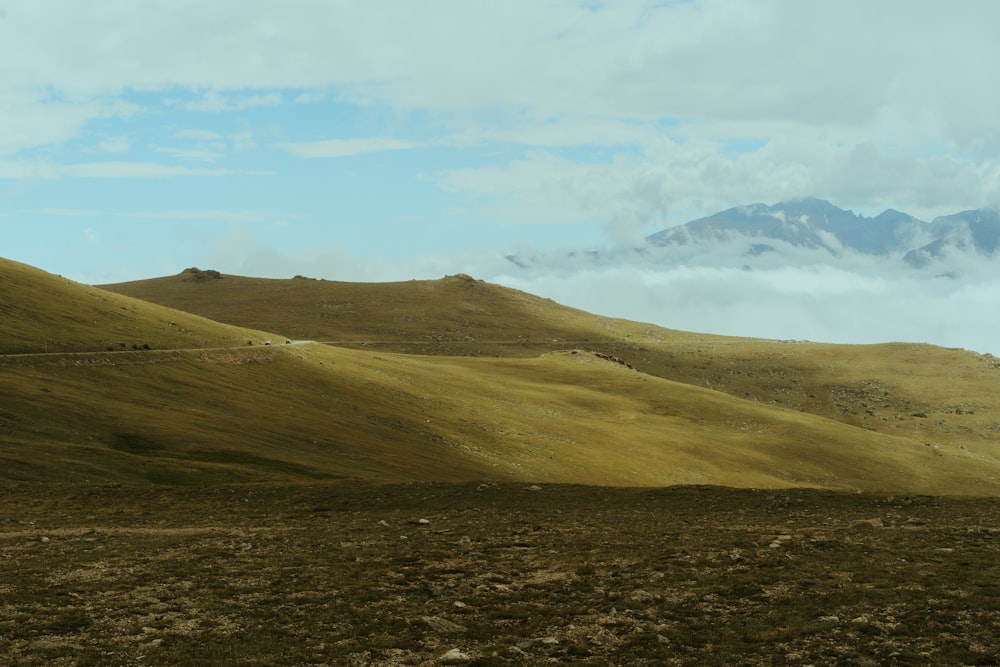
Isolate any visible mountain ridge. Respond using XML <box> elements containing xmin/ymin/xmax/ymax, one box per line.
<box><xmin>646</xmin><ymin>197</ymin><xmax>1000</xmax><ymax>261</ymax></box>
<box><xmin>504</xmin><ymin>198</ymin><xmax>999</xmax><ymax>270</ymax></box>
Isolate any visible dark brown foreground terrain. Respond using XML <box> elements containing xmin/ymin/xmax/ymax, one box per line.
<box><xmin>3</xmin><ymin>482</ymin><xmax>1000</xmax><ymax>666</ymax></box>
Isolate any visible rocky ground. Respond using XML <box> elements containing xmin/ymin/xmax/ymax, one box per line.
<box><xmin>2</xmin><ymin>482</ymin><xmax>1000</xmax><ymax>665</ymax></box>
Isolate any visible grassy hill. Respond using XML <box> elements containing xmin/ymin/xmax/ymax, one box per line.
<box><xmin>1</xmin><ymin>260</ymin><xmax>274</xmax><ymax>355</ymax></box>
<box><xmin>104</xmin><ymin>268</ymin><xmax>1000</xmax><ymax>480</ymax></box>
<box><xmin>3</xmin><ymin>258</ymin><xmax>1000</xmax><ymax>493</ymax></box>
<box><xmin>103</xmin><ymin>269</ymin><xmax>692</xmax><ymax>354</ymax></box>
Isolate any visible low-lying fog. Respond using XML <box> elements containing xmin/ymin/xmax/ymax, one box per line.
<box><xmin>211</xmin><ymin>236</ymin><xmax>1000</xmax><ymax>356</ymax></box>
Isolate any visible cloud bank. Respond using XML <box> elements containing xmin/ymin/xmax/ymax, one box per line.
<box><xmin>199</xmin><ymin>230</ymin><xmax>1000</xmax><ymax>356</ymax></box>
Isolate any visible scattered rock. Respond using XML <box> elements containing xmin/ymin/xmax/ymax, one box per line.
<box><xmin>629</xmin><ymin>590</ymin><xmax>655</xmax><ymax>603</ymax></box>
<box><xmin>439</xmin><ymin>648</ymin><xmax>471</xmax><ymax>664</ymax></box>
<box><xmin>182</xmin><ymin>267</ymin><xmax>223</xmax><ymax>281</ymax></box>
<box><xmin>768</xmin><ymin>533</ymin><xmax>793</xmax><ymax>548</ymax></box>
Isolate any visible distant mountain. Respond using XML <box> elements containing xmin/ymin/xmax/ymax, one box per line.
<box><xmin>903</xmin><ymin>208</ymin><xmax>1000</xmax><ymax>267</ymax></box>
<box><xmin>646</xmin><ymin>197</ymin><xmax>929</xmax><ymax>257</ymax></box>
<box><xmin>640</xmin><ymin>198</ymin><xmax>1000</xmax><ymax>266</ymax></box>
<box><xmin>506</xmin><ymin>198</ymin><xmax>1000</xmax><ymax>271</ymax></box>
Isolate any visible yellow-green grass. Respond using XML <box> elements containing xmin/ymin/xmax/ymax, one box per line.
<box><xmin>104</xmin><ymin>268</ymin><xmax>1000</xmax><ymax>476</ymax></box>
<box><xmin>103</xmin><ymin>269</ymin><xmax>730</xmax><ymax>352</ymax></box>
<box><xmin>1</xmin><ymin>259</ymin><xmax>275</xmax><ymax>355</ymax></box>
<box><xmin>6</xmin><ymin>257</ymin><xmax>1000</xmax><ymax>493</ymax></box>
<box><xmin>3</xmin><ymin>340</ymin><xmax>999</xmax><ymax>493</ymax></box>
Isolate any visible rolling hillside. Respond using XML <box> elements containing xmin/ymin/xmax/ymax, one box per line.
<box><xmin>1</xmin><ymin>260</ymin><xmax>274</xmax><ymax>355</ymax></box>
<box><xmin>103</xmin><ymin>268</ymin><xmax>704</xmax><ymax>354</ymax></box>
<box><xmin>104</xmin><ymin>268</ymin><xmax>1000</xmax><ymax>466</ymax></box>
<box><xmin>3</xmin><ymin>258</ymin><xmax>1000</xmax><ymax>493</ymax></box>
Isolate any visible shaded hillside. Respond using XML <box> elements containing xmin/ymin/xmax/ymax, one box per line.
<box><xmin>0</xmin><ymin>259</ymin><xmax>274</xmax><ymax>355</ymax></box>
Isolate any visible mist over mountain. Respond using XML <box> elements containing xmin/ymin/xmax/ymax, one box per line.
<box><xmin>496</xmin><ymin>198</ymin><xmax>1000</xmax><ymax>354</ymax></box>
<box><xmin>647</xmin><ymin>197</ymin><xmax>928</xmax><ymax>258</ymax></box>
<box><xmin>508</xmin><ymin>198</ymin><xmax>1000</xmax><ymax>270</ymax></box>
<box><xmin>903</xmin><ymin>208</ymin><xmax>1000</xmax><ymax>267</ymax></box>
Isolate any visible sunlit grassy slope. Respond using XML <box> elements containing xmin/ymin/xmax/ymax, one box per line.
<box><xmin>106</xmin><ymin>268</ymin><xmax>1000</xmax><ymax>470</ymax></box>
<box><xmin>1</xmin><ymin>260</ymin><xmax>274</xmax><ymax>354</ymax></box>
<box><xmin>4</xmin><ymin>259</ymin><xmax>1000</xmax><ymax>493</ymax></box>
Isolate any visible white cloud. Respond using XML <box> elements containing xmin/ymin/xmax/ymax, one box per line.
<box><xmin>0</xmin><ymin>161</ymin><xmax>270</xmax><ymax>179</ymax></box>
<box><xmin>181</xmin><ymin>91</ymin><xmax>282</xmax><ymax>112</ymax></box>
<box><xmin>488</xmin><ymin>258</ymin><xmax>1000</xmax><ymax>355</ymax></box>
<box><xmin>4</xmin><ymin>0</ymin><xmax>1000</xmax><ymax>352</ymax></box>
<box><xmin>175</xmin><ymin>129</ymin><xmax>222</xmax><ymax>141</ymax></box>
<box><xmin>279</xmin><ymin>137</ymin><xmax>424</xmax><ymax>158</ymax></box>
<box><xmin>196</xmin><ymin>228</ymin><xmax>1000</xmax><ymax>355</ymax></box>
<box><xmin>155</xmin><ymin>146</ymin><xmax>226</xmax><ymax>162</ymax></box>
<box><xmin>29</xmin><ymin>208</ymin><xmax>99</xmax><ymax>217</ymax></box>
<box><xmin>0</xmin><ymin>91</ymin><xmax>135</xmax><ymax>157</ymax></box>
<box><xmin>97</xmin><ymin>136</ymin><xmax>130</xmax><ymax>153</ymax></box>
<box><xmin>115</xmin><ymin>210</ymin><xmax>284</xmax><ymax>221</ymax></box>
<box><xmin>6</xmin><ymin>2</ymin><xmax>996</xmax><ymax>127</ymax></box>
<box><xmin>436</xmin><ymin>136</ymin><xmax>1000</xmax><ymax>239</ymax></box>
<box><xmin>4</xmin><ymin>1</ymin><xmax>999</xmax><ymax>217</ymax></box>
<box><xmin>293</xmin><ymin>92</ymin><xmax>326</xmax><ymax>104</ymax></box>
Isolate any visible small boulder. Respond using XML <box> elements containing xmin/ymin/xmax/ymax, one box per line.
<box><xmin>439</xmin><ymin>648</ymin><xmax>471</xmax><ymax>664</ymax></box>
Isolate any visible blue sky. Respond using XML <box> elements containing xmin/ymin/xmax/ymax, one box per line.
<box><xmin>3</xmin><ymin>1</ymin><xmax>1000</xmax><ymax>351</ymax></box>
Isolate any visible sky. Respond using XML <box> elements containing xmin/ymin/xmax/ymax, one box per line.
<box><xmin>3</xmin><ymin>1</ymin><xmax>1000</xmax><ymax>352</ymax></box>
